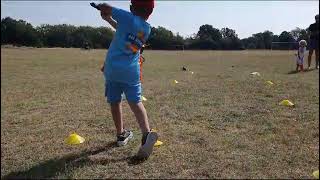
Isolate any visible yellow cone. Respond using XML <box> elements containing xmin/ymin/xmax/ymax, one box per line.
<box><xmin>266</xmin><ymin>81</ymin><xmax>274</xmax><ymax>85</ymax></box>
<box><xmin>151</xmin><ymin>128</ymin><xmax>157</xmax><ymax>132</ymax></box>
<box><xmin>142</xmin><ymin>96</ymin><xmax>147</xmax><ymax>101</ymax></box>
<box><xmin>65</xmin><ymin>133</ymin><xmax>85</xmax><ymax>145</ymax></box>
<box><xmin>313</xmin><ymin>170</ymin><xmax>319</xmax><ymax>179</ymax></box>
<box><xmin>154</xmin><ymin>140</ymin><xmax>163</xmax><ymax>147</ymax></box>
<box><xmin>279</xmin><ymin>100</ymin><xmax>295</xmax><ymax>107</ymax></box>
<box><xmin>174</xmin><ymin>80</ymin><xmax>179</xmax><ymax>84</ymax></box>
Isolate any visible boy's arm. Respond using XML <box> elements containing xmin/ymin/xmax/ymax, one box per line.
<box><xmin>91</xmin><ymin>2</ymin><xmax>132</xmax><ymax>26</ymax></box>
<box><xmin>91</xmin><ymin>2</ymin><xmax>115</xmax><ymax>27</ymax></box>
<box><xmin>110</xmin><ymin>6</ymin><xmax>133</xmax><ymax>25</ymax></box>
<box><xmin>102</xmin><ymin>15</ymin><xmax>117</xmax><ymax>29</ymax></box>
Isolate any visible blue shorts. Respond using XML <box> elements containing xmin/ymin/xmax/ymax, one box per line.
<box><xmin>105</xmin><ymin>81</ymin><xmax>142</xmax><ymax>104</ymax></box>
<box><xmin>309</xmin><ymin>39</ymin><xmax>319</xmax><ymax>50</ymax></box>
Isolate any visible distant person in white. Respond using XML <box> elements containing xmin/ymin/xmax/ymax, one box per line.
<box><xmin>295</xmin><ymin>40</ymin><xmax>307</xmax><ymax>72</ymax></box>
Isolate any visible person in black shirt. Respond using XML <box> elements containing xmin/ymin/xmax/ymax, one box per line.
<box><xmin>307</xmin><ymin>14</ymin><xmax>319</xmax><ymax>69</ymax></box>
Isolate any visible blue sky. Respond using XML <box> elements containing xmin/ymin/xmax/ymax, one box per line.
<box><xmin>1</xmin><ymin>1</ymin><xmax>319</xmax><ymax>38</ymax></box>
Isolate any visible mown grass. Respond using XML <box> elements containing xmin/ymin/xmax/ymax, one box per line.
<box><xmin>1</xmin><ymin>47</ymin><xmax>319</xmax><ymax>179</ymax></box>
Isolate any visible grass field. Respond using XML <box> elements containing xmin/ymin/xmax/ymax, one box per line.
<box><xmin>1</xmin><ymin>47</ymin><xmax>319</xmax><ymax>179</ymax></box>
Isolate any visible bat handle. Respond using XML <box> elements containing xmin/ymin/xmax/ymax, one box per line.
<box><xmin>90</xmin><ymin>2</ymin><xmax>100</xmax><ymax>10</ymax></box>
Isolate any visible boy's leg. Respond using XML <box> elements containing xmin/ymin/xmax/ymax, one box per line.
<box><xmin>125</xmin><ymin>84</ymin><xmax>158</xmax><ymax>159</ymax></box>
<box><xmin>123</xmin><ymin>83</ymin><xmax>150</xmax><ymax>133</ymax></box>
<box><xmin>106</xmin><ymin>81</ymin><xmax>133</xmax><ymax>146</ymax></box>
<box><xmin>129</xmin><ymin>102</ymin><xmax>158</xmax><ymax>159</ymax></box>
<box><xmin>128</xmin><ymin>102</ymin><xmax>150</xmax><ymax>133</ymax></box>
<box><xmin>110</xmin><ymin>102</ymin><xmax>123</xmax><ymax>135</ymax></box>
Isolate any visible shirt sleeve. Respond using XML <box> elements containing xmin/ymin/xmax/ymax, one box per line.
<box><xmin>144</xmin><ymin>26</ymin><xmax>151</xmax><ymax>41</ymax></box>
<box><xmin>112</xmin><ymin>7</ymin><xmax>132</xmax><ymax>24</ymax></box>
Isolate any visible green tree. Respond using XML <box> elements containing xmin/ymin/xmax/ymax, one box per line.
<box><xmin>278</xmin><ymin>31</ymin><xmax>295</xmax><ymax>49</ymax></box>
<box><xmin>262</xmin><ymin>31</ymin><xmax>273</xmax><ymax>49</ymax></box>
<box><xmin>1</xmin><ymin>17</ymin><xmax>17</xmax><ymax>44</ymax></box>
<box><xmin>192</xmin><ymin>24</ymin><xmax>222</xmax><ymax>49</ymax></box>
<box><xmin>290</xmin><ymin>27</ymin><xmax>308</xmax><ymax>41</ymax></box>
<box><xmin>220</xmin><ymin>27</ymin><xmax>243</xmax><ymax>50</ymax></box>
<box><xmin>241</xmin><ymin>37</ymin><xmax>257</xmax><ymax>49</ymax></box>
<box><xmin>1</xmin><ymin>17</ymin><xmax>41</xmax><ymax>46</ymax></box>
<box><xmin>197</xmin><ymin>24</ymin><xmax>222</xmax><ymax>41</ymax></box>
<box><xmin>148</xmin><ymin>26</ymin><xmax>184</xmax><ymax>49</ymax></box>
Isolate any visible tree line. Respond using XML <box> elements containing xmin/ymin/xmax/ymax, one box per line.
<box><xmin>1</xmin><ymin>16</ymin><xmax>310</xmax><ymax>50</ymax></box>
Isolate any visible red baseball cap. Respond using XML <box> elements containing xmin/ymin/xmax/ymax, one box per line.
<box><xmin>131</xmin><ymin>0</ymin><xmax>154</xmax><ymax>9</ymax></box>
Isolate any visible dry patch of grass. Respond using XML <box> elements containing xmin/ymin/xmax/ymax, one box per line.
<box><xmin>1</xmin><ymin>48</ymin><xmax>319</xmax><ymax>179</ymax></box>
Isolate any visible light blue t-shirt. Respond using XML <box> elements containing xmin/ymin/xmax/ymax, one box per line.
<box><xmin>104</xmin><ymin>7</ymin><xmax>151</xmax><ymax>85</ymax></box>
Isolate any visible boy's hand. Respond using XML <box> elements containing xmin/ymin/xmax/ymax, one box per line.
<box><xmin>98</xmin><ymin>3</ymin><xmax>112</xmax><ymax>16</ymax></box>
<box><xmin>101</xmin><ymin>65</ymin><xmax>105</xmax><ymax>72</ymax></box>
<box><xmin>100</xmin><ymin>11</ymin><xmax>110</xmax><ymax>21</ymax></box>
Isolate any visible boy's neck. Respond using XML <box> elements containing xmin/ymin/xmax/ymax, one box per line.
<box><xmin>134</xmin><ymin>13</ymin><xmax>148</xmax><ymax>21</ymax></box>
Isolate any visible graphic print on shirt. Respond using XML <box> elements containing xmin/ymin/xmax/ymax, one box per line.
<box><xmin>125</xmin><ymin>30</ymin><xmax>145</xmax><ymax>54</ymax></box>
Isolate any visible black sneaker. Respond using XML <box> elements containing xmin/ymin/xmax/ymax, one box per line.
<box><xmin>136</xmin><ymin>131</ymin><xmax>158</xmax><ymax>159</ymax></box>
<box><xmin>117</xmin><ymin>129</ymin><xmax>133</xmax><ymax>147</ymax></box>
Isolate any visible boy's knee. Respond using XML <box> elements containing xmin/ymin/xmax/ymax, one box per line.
<box><xmin>110</xmin><ymin>102</ymin><xmax>121</xmax><ymax>106</ymax></box>
<box><xmin>127</xmin><ymin>97</ymin><xmax>141</xmax><ymax>104</ymax></box>
<box><xmin>129</xmin><ymin>102</ymin><xmax>145</xmax><ymax>112</ymax></box>
<box><xmin>107</xmin><ymin>98</ymin><xmax>122</xmax><ymax>104</ymax></box>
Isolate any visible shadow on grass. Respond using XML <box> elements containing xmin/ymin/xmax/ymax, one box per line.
<box><xmin>287</xmin><ymin>68</ymin><xmax>317</xmax><ymax>74</ymax></box>
<box><xmin>2</xmin><ymin>142</ymin><xmax>149</xmax><ymax>179</ymax></box>
<box><xmin>303</xmin><ymin>68</ymin><xmax>317</xmax><ymax>72</ymax></box>
<box><xmin>2</xmin><ymin>142</ymin><xmax>117</xmax><ymax>179</ymax></box>
<box><xmin>287</xmin><ymin>70</ymin><xmax>299</xmax><ymax>74</ymax></box>
<box><xmin>90</xmin><ymin>155</ymin><xmax>148</xmax><ymax>166</ymax></box>
<box><xmin>127</xmin><ymin>156</ymin><xmax>148</xmax><ymax>166</ymax></box>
